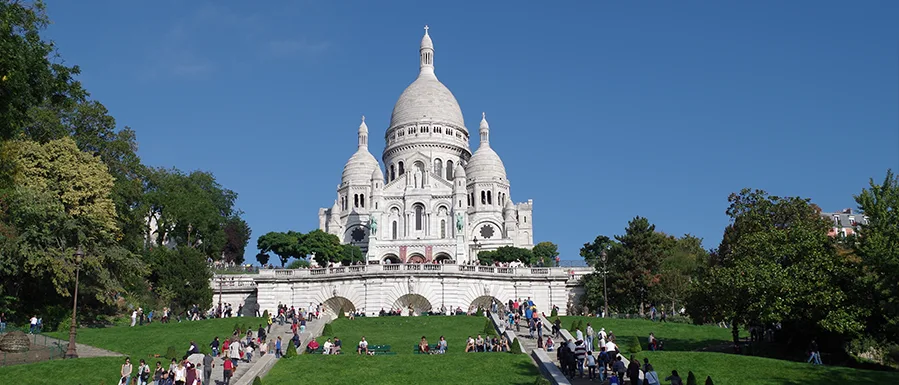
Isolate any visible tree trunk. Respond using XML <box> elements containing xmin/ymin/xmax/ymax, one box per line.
<box><xmin>731</xmin><ymin>320</ymin><xmax>740</xmax><ymax>345</ymax></box>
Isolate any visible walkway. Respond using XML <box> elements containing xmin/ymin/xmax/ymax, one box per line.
<box><xmin>34</xmin><ymin>334</ymin><xmax>123</xmax><ymax>358</ymax></box>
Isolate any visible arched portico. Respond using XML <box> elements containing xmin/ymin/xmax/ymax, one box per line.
<box><xmin>469</xmin><ymin>295</ymin><xmax>505</xmax><ymax>314</ymax></box>
<box><xmin>434</xmin><ymin>253</ymin><xmax>453</xmax><ymax>263</ymax></box>
<box><xmin>322</xmin><ymin>296</ymin><xmax>356</xmax><ymax>315</ymax></box>
<box><xmin>383</xmin><ymin>253</ymin><xmax>401</xmax><ymax>264</ymax></box>
<box><xmin>407</xmin><ymin>253</ymin><xmax>426</xmax><ymax>264</ymax></box>
<box><xmin>393</xmin><ymin>293</ymin><xmax>432</xmax><ymax>315</ymax></box>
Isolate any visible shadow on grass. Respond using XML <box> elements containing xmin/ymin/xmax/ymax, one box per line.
<box><xmin>766</xmin><ymin>364</ymin><xmax>898</xmax><ymax>385</ymax></box>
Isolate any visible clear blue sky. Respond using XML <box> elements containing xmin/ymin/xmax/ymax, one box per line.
<box><xmin>43</xmin><ymin>0</ymin><xmax>899</xmax><ymax>262</ymax></box>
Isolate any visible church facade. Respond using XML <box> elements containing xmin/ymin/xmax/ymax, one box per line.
<box><xmin>318</xmin><ymin>27</ymin><xmax>534</xmax><ymax>264</ymax></box>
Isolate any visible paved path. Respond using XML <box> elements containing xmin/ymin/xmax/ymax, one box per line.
<box><xmin>33</xmin><ymin>334</ymin><xmax>123</xmax><ymax>358</ymax></box>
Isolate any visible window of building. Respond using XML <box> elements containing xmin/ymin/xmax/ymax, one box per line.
<box><xmin>390</xmin><ymin>164</ymin><xmax>396</xmax><ymax>181</ymax></box>
<box><xmin>392</xmin><ymin>221</ymin><xmax>397</xmax><ymax>240</ymax></box>
<box><xmin>487</xmin><ymin>191</ymin><xmax>492</xmax><ymax>205</ymax></box>
<box><xmin>354</xmin><ymin>194</ymin><xmax>359</xmax><ymax>208</ymax></box>
<box><xmin>398</xmin><ymin>161</ymin><xmax>405</xmax><ymax>176</ymax></box>
<box><xmin>446</xmin><ymin>160</ymin><xmax>454</xmax><ymax>179</ymax></box>
<box><xmin>434</xmin><ymin>159</ymin><xmax>443</xmax><ymax>176</ymax></box>
<box><xmin>441</xmin><ymin>220</ymin><xmax>446</xmax><ymax>238</ymax></box>
<box><xmin>360</xmin><ymin>194</ymin><xmax>365</xmax><ymax>208</ymax></box>
<box><xmin>481</xmin><ymin>191</ymin><xmax>486</xmax><ymax>204</ymax></box>
<box><xmin>415</xmin><ymin>205</ymin><xmax>424</xmax><ymax>230</ymax></box>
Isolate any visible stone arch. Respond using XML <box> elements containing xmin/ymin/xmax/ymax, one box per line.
<box><xmin>434</xmin><ymin>253</ymin><xmax>453</xmax><ymax>263</ymax></box>
<box><xmin>469</xmin><ymin>295</ymin><xmax>505</xmax><ymax>314</ymax></box>
<box><xmin>322</xmin><ymin>296</ymin><xmax>356</xmax><ymax>315</ymax></box>
<box><xmin>472</xmin><ymin>220</ymin><xmax>503</xmax><ymax>241</ymax></box>
<box><xmin>393</xmin><ymin>293</ymin><xmax>432</xmax><ymax>314</ymax></box>
<box><xmin>408</xmin><ymin>253</ymin><xmax>425</xmax><ymax>264</ymax></box>
<box><xmin>382</xmin><ymin>253</ymin><xmax>401</xmax><ymax>264</ymax></box>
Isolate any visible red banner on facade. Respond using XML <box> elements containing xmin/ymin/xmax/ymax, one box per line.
<box><xmin>399</xmin><ymin>246</ymin><xmax>408</xmax><ymax>262</ymax></box>
<box><xmin>425</xmin><ymin>246</ymin><xmax>433</xmax><ymax>261</ymax></box>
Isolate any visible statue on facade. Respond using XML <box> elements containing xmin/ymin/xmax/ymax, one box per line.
<box><xmin>408</xmin><ymin>277</ymin><xmax>415</xmax><ymax>294</ymax></box>
<box><xmin>370</xmin><ymin>217</ymin><xmax>378</xmax><ymax>235</ymax></box>
<box><xmin>455</xmin><ymin>212</ymin><xmax>464</xmax><ymax>232</ymax></box>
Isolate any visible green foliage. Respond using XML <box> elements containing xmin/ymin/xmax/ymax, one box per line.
<box><xmin>166</xmin><ymin>346</ymin><xmax>178</xmax><ymax>360</ymax></box>
<box><xmin>322</xmin><ymin>322</ymin><xmax>333</xmax><ymax>336</ymax></box>
<box><xmin>337</xmin><ymin>308</ymin><xmax>346</xmax><ymax>319</ymax></box>
<box><xmin>569</xmin><ymin>320</ymin><xmax>578</xmax><ymax>332</ymax></box>
<box><xmin>146</xmin><ymin>247</ymin><xmax>212</xmax><ymax>313</ymax></box>
<box><xmin>286</xmin><ymin>259</ymin><xmax>311</xmax><ymax>269</ymax></box>
<box><xmin>550</xmin><ymin>308</ymin><xmax>558</xmax><ymax>318</ymax></box>
<box><xmin>262</xmin><ymin>310</ymin><xmax>269</xmax><ymax>319</ymax></box>
<box><xmin>580</xmin><ymin>235</ymin><xmax>614</xmax><ymax>268</ymax></box>
<box><xmin>253</xmin><ymin>376</ymin><xmax>263</xmax><ymax>385</ymax></box>
<box><xmin>511</xmin><ymin>338</ymin><xmax>523</xmax><ymax>354</ymax></box>
<box><xmin>223</xmin><ymin>216</ymin><xmax>251</xmax><ymax>264</ymax></box>
<box><xmin>532</xmin><ymin>242</ymin><xmax>559</xmax><ymax>266</ymax></box>
<box><xmin>257</xmin><ymin>231</ymin><xmax>304</xmax><ymax>267</ymax></box>
<box><xmin>339</xmin><ymin>244</ymin><xmax>365</xmax><ymax>266</ymax></box>
<box><xmin>256</xmin><ymin>252</ymin><xmax>271</xmax><ymax>266</ymax></box>
<box><xmin>626</xmin><ymin>335</ymin><xmax>642</xmax><ymax>353</ymax></box>
<box><xmin>533</xmin><ymin>376</ymin><xmax>551</xmax><ymax>385</ymax></box>
<box><xmin>483</xmin><ymin>318</ymin><xmax>495</xmax><ymax>336</ymax></box>
<box><xmin>284</xmin><ymin>340</ymin><xmax>296</xmax><ymax>358</ymax></box>
<box><xmin>477</xmin><ymin>246</ymin><xmax>534</xmax><ymax>265</ymax></box>
<box><xmin>687</xmin><ymin>371</ymin><xmax>697</xmax><ymax>385</ymax></box>
<box><xmin>607</xmin><ymin>217</ymin><xmax>665</xmax><ymax>312</ymax></box>
<box><xmin>475</xmin><ymin>308</ymin><xmax>484</xmax><ymax>317</ymax></box>
<box><xmin>299</xmin><ymin>230</ymin><xmax>343</xmax><ymax>267</ymax></box>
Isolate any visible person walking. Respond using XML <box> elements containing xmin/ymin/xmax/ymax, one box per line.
<box><xmin>586</xmin><ymin>323</ymin><xmax>595</xmax><ymax>350</ymax></box>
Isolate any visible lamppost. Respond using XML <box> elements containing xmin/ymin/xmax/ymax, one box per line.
<box><xmin>217</xmin><ymin>276</ymin><xmax>225</xmax><ymax>318</ymax></box>
<box><xmin>472</xmin><ymin>237</ymin><xmax>481</xmax><ymax>264</ymax></box>
<box><xmin>600</xmin><ymin>248</ymin><xmax>609</xmax><ymax>318</ymax></box>
<box><xmin>65</xmin><ymin>246</ymin><xmax>84</xmax><ymax>359</ymax></box>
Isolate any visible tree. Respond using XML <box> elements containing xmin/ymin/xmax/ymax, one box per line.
<box><xmin>339</xmin><ymin>244</ymin><xmax>364</xmax><ymax>266</ymax></box>
<box><xmin>256</xmin><ymin>231</ymin><xmax>303</xmax><ymax>267</ymax></box>
<box><xmin>255</xmin><ymin>252</ymin><xmax>270</xmax><ymax>266</ymax></box>
<box><xmin>477</xmin><ymin>246</ymin><xmax>534</xmax><ymax>265</ymax></box>
<box><xmin>853</xmin><ymin>169</ymin><xmax>899</xmax><ymax>344</ymax></box>
<box><xmin>223</xmin><ymin>216</ymin><xmax>251</xmax><ymax>264</ymax></box>
<box><xmin>606</xmin><ymin>217</ymin><xmax>665</xmax><ymax>314</ymax></box>
<box><xmin>688</xmin><ymin>189</ymin><xmax>865</xmax><ymax>344</ymax></box>
<box><xmin>656</xmin><ymin>234</ymin><xmax>706</xmax><ymax>312</ymax></box>
<box><xmin>146</xmin><ymin>246</ymin><xmax>212</xmax><ymax>313</ymax></box>
<box><xmin>532</xmin><ymin>241</ymin><xmax>559</xmax><ymax>267</ymax></box>
<box><xmin>286</xmin><ymin>259</ymin><xmax>310</xmax><ymax>269</ymax></box>
<box><xmin>580</xmin><ymin>235</ymin><xmax>614</xmax><ymax>268</ymax></box>
<box><xmin>298</xmin><ymin>230</ymin><xmax>342</xmax><ymax>267</ymax></box>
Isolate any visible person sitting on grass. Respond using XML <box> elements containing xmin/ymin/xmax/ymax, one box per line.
<box><xmin>490</xmin><ymin>336</ymin><xmax>501</xmax><ymax>351</ymax></box>
<box><xmin>358</xmin><ymin>336</ymin><xmax>369</xmax><ymax>355</ymax></box>
<box><xmin>476</xmin><ymin>334</ymin><xmax>485</xmax><ymax>352</ymax></box>
<box><xmin>648</xmin><ymin>332</ymin><xmax>659</xmax><ymax>351</ymax></box>
<box><xmin>500</xmin><ymin>338</ymin><xmax>510</xmax><ymax>352</ymax></box>
<box><xmin>465</xmin><ymin>336</ymin><xmax>475</xmax><ymax>352</ymax></box>
<box><xmin>437</xmin><ymin>336</ymin><xmax>447</xmax><ymax>354</ymax></box>
<box><xmin>307</xmin><ymin>339</ymin><xmax>320</xmax><ymax>353</ymax></box>
<box><xmin>333</xmin><ymin>336</ymin><xmax>342</xmax><ymax>354</ymax></box>
<box><xmin>323</xmin><ymin>338</ymin><xmax>333</xmax><ymax>355</ymax></box>
<box><xmin>419</xmin><ymin>336</ymin><xmax>430</xmax><ymax>354</ymax></box>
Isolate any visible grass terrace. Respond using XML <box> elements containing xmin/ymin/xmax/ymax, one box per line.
<box><xmin>557</xmin><ymin>316</ymin><xmax>740</xmax><ymax>351</ymax></box>
<box><xmin>0</xmin><ymin>317</ymin><xmax>264</xmax><ymax>385</ymax></box>
<box><xmin>265</xmin><ymin>316</ymin><xmax>542</xmax><ymax>385</ymax></box>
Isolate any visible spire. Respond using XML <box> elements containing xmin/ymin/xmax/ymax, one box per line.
<box><xmin>358</xmin><ymin>115</ymin><xmax>368</xmax><ymax>149</ymax></box>
<box><xmin>419</xmin><ymin>25</ymin><xmax>435</xmax><ymax>76</ymax></box>
<box><xmin>479</xmin><ymin>112</ymin><xmax>490</xmax><ymax>145</ymax></box>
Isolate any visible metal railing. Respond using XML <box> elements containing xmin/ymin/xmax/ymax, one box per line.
<box><xmin>0</xmin><ymin>328</ymin><xmax>66</xmax><ymax>367</ymax></box>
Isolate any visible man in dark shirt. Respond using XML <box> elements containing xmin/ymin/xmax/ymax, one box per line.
<box><xmin>202</xmin><ymin>354</ymin><xmax>214</xmax><ymax>385</ymax></box>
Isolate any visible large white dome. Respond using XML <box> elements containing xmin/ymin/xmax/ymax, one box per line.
<box><xmin>389</xmin><ymin>73</ymin><xmax>465</xmax><ymax>130</ymax></box>
<box><xmin>342</xmin><ymin>149</ymin><xmax>379</xmax><ymax>185</ymax></box>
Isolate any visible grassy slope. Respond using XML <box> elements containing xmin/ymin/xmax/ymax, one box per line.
<box><xmin>0</xmin><ymin>317</ymin><xmax>263</xmax><ymax>385</ymax></box>
<box><xmin>265</xmin><ymin>316</ymin><xmax>541</xmax><ymax>385</ymax></box>
<box><xmin>558</xmin><ymin>316</ymin><xmax>738</xmax><ymax>351</ymax></box>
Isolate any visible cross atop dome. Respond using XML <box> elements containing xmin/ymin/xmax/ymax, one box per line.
<box><xmin>424</xmin><ymin>25</ymin><xmax>429</xmax><ymax>34</ymax></box>
<box><xmin>420</xmin><ymin>26</ymin><xmax>434</xmax><ymax>74</ymax></box>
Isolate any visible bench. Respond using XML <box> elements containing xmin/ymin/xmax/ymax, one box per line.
<box><xmin>413</xmin><ymin>343</ymin><xmax>447</xmax><ymax>354</ymax></box>
<box><xmin>306</xmin><ymin>346</ymin><xmax>324</xmax><ymax>354</ymax></box>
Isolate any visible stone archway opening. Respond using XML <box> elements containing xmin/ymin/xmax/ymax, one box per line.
<box><xmin>383</xmin><ymin>254</ymin><xmax>401</xmax><ymax>264</ymax></box>
<box><xmin>434</xmin><ymin>253</ymin><xmax>453</xmax><ymax>264</ymax></box>
<box><xmin>322</xmin><ymin>296</ymin><xmax>356</xmax><ymax>317</ymax></box>
<box><xmin>469</xmin><ymin>295</ymin><xmax>505</xmax><ymax>314</ymax></box>
<box><xmin>393</xmin><ymin>293</ymin><xmax>432</xmax><ymax>315</ymax></box>
<box><xmin>408</xmin><ymin>253</ymin><xmax>425</xmax><ymax>264</ymax></box>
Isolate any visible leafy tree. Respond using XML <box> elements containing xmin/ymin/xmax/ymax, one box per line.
<box><xmin>286</xmin><ymin>259</ymin><xmax>310</xmax><ymax>269</ymax></box>
<box><xmin>257</xmin><ymin>231</ymin><xmax>303</xmax><ymax>267</ymax></box>
<box><xmin>656</xmin><ymin>234</ymin><xmax>706</xmax><ymax>312</ymax></box>
<box><xmin>146</xmin><ymin>246</ymin><xmax>212</xmax><ymax>313</ymax></box>
<box><xmin>477</xmin><ymin>246</ymin><xmax>534</xmax><ymax>265</ymax></box>
<box><xmin>222</xmin><ymin>216</ymin><xmax>251</xmax><ymax>264</ymax></box>
<box><xmin>606</xmin><ymin>217</ymin><xmax>665</xmax><ymax>314</ymax></box>
<box><xmin>853</xmin><ymin>169</ymin><xmax>899</xmax><ymax>344</ymax></box>
<box><xmin>532</xmin><ymin>241</ymin><xmax>559</xmax><ymax>267</ymax></box>
<box><xmin>255</xmin><ymin>252</ymin><xmax>270</xmax><ymax>266</ymax></box>
<box><xmin>298</xmin><ymin>229</ymin><xmax>342</xmax><ymax>267</ymax></box>
<box><xmin>339</xmin><ymin>244</ymin><xmax>364</xmax><ymax>266</ymax></box>
<box><xmin>688</xmin><ymin>189</ymin><xmax>864</xmax><ymax>344</ymax></box>
<box><xmin>580</xmin><ymin>235</ymin><xmax>614</xmax><ymax>268</ymax></box>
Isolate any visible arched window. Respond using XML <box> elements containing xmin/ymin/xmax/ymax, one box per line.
<box><xmin>440</xmin><ymin>220</ymin><xmax>446</xmax><ymax>238</ymax></box>
<box><xmin>487</xmin><ymin>191</ymin><xmax>492</xmax><ymax>205</ymax></box>
<box><xmin>446</xmin><ymin>160</ymin><xmax>454</xmax><ymax>179</ymax></box>
<box><xmin>459</xmin><ymin>199</ymin><xmax>462</xmax><ymax>208</ymax></box>
<box><xmin>360</xmin><ymin>194</ymin><xmax>365</xmax><ymax>208</ymax></box>
<box><xmin>390</xmin><ymin>164</ymin><xmax>396</xmax><ymax>181</ymax></box>
<box><xmin>398</xmin><ymin>161</ymin><xmax>405</xmax><ymax>176</ymax></box>
<box><xmin>414</xmin><ymin>205</ymin><xmax>424</xmax><ymax>230</ymax></box>
<box><xmin>354</xmin><ymin>194</ymin><xmax>359</xmax><ymax>207</ymax></box>
<box><xmin>434</xmin><ymin>159</ymin><xmax>443</xmax><ymax>177</ymax></box>
<box><xmin>470</xmin><ymin>192</ymin><xmax>475</xmax><ymax>206</ymax></box>
<box><xmin>392</xmin><ymin>221</ymin><xmax>398</xmax><ymax>240</ymax></box>
<box><xmin>481</xmin><ymin>191</ymin><xmax>486</xmax><ymax>204</ymax></box>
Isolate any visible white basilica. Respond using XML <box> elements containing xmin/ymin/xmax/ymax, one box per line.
<box><xmin>318</xmin><ymin>27</ymin><xmax>534</xmax><ymax>264</ymax></box>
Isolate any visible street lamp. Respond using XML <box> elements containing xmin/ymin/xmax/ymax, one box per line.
<box><xmin>217</xmin><ymin>276</ymin><xmax>225</xmax><ymax>318</ymax></box>
<box><xmin>472</xmin><ymin>237</ymin><xmax>481</xmax><ymax>264</ymax></box>
<box><xmin>600</xmin><ymin>248</ymin><xmax>609</xmax><ymax>318</ymax></box>
<box><xmin>65</xmin><ymin>246</ymin><xmax>84</xmax><ymax>359</ymax></box>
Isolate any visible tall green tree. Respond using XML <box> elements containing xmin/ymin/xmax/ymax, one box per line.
<box><xmin>532</xmin><ymin>241</ymin><xmax>559</xmax><ymax>267</ymax></box>
<box><xmin>298</xmin><ymin>230</ymin><xmax>343</xmax><ymax>267</ymax></box>
<box><xmin>655</xmin><ymin>234</ymin><xmax>706</xmax><ymax>313</ymax></box>
<box><xmin>257</xmin><ymin>231</ymin><xmax>304</xmax><ymax>267</ymax></box>
<box><xmin>477</xmin><ymin>246</ymin><xmax>533</xmax><ymax>265</ymax></box>
<box><xmin>607</xmin><ymin>217</ymin><xmax>665</xmax><ymax>314</ymax></box>
<box><xmin>853</xmin><ymin>169</ymin><xmax>899</xmax><ymax>344</ymax></box>
<box><xmin>146</xmin><ymin>246</ymin><xmax>212</xmax><ymax>313</ymax></box>
<box><xmin>580</xmin><ymin>235</ymin><xmax>614</xmax><ymax>268</ymax></box>
<box><xmin>339</xmin><ymin>244</ymin><xmax>365</xmax><ymax>266</ymax></box>
<box><xmin>223</xmin><ymin>216</ymin><xmax>251</xmax><ymax>264</ymax></box>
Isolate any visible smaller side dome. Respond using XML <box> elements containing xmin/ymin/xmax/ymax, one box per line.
<box><xmin>454</xmin><ymin>162</ymin><xmax>466</xmax><ymax>179</ymax></box>
<box><xmin>504</xmin><ymin>199</ymin><xmax>515</xmax><ymax>211</ymax></box>
<box><xmin>371</xmin><ymin>167</ymin><xmax>384</xmax><ymax>181</ymax></box>
<box><xmin>421</xmin><ymin>25</ymin><xmax>433</xmax><ymax>49</ymax></box>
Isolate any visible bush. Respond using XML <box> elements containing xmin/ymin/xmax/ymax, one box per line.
<box><xmin>687</xmin><ymin>371</ymin><xmax>697</xmax><ymax>385</ymax></box>
<box><xmin>569</xmin><ymin>321</ymin><xmax>578</xmax><ymax>333</ymax></box>
<box><xmin>337</xmin><ymin>308</ymin><xmax>346</xmax><ymax>319</ymax></box>
<box><xmin>533</xmin><ymin>376</ymin><xmax>551</xmax><ymax>385</ymax></box>
<box><xmin>476</xmin><ymin>308</ymin><xmax>484</xmax><ymax>317</ymax></box>
<box><xmin>262</xmin><ymin>310</ymin><xmax>269</xmax><ymax>319</ymax></box>
<box><xmin>284</xmin><ymin>341</ymin><xmax>296</xmax><ymax>358</ymax></box>
<box><xmin>56</xmin><ymin>312</ymin><xmax>73</xmax><ymax>333</ymax></box>
<box><xmin>626</xmin><ymin>336</ymin><xmax>642</xmax><ymax>353</ymax></box>
<box><xmin>322</xmin><ymin>322</ymin><xmax>333</xmax><ymax>337</ymax></box>
<box><xmin>253</xmin><ymin>376</ymin><xmax>263</xmax><ymax>385</ymax></box>
<box><xmin>550</xmin><ymin>308</ymin><xmax>558</xmax><ymax>318</ymax></box>
<box><xmin>705</xmin><ymin>376</ymin><xmax>714</xmax><ymax>385</ymax></box>
<box><xmin>483</xmin><ymin>319</ymin><xmax>496</xmax><ymax>336</ymax></box>
<box><xmin>511</xmin><ymin>338</ymin><xmax>523</xmax><ymax>354</ymax></box>
<box><xmin>166</xmin><ymin>346</ymin><xmax>178</xmax><ymax>360</ymax></box>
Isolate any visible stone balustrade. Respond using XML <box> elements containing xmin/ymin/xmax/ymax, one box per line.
<box><xmin>249</xmin><ymin>264</ymin><xmax>591</xmax><ymax>279</ymax></box>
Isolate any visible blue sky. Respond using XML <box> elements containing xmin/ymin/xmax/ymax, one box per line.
<box><xmin>44</xmin><ymin>0</ymin><xmax>898</xmax><ymax>262</ymax></box>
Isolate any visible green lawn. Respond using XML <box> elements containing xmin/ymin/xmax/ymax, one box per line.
<box><xmin>264</xmin><ymin>316</ymin><xmax>542</xmax><ymax>384</ymax></box>
<box><xmin>558</xmin><ymin>316</ymin><xmax>738</xmax><ymax>351</ymax></box>
<box><xmin>0</xmin><ymin>317</ymin><xmax>263</xmax><ymax>385</ymax></box>
<box><xmin>636</xmin><ymin>351</ymin><xmax>899</xmax><ymax>385</ymax></box>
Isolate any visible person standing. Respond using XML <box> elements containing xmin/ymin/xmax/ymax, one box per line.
<box><xmin>807</xmin><ymin>339</ymin><xmax>823</xmax><ymax>365</ymax></box>
<box><xmin>627</xmin><ymin>355</ymin><xmax>641</xmax><ymax>385</ymax></box>
<box><xmin>131</xmin><ymin>309</ymin><xmax>138</xmax><ymax>327</ymax></box>
<box><xmin>136</xmin><ymin>359</ymin><xmax>150</xmax><ymax>385</ymax></box>
<box><xmin>120</xmin><ymin>357</ymin><xmax>133</xmax><ymax>385</ymax></box>
<box><xmin>222</xmin><ymin>358</ymin><xmax>234</xmax><ymax>385</ymax></box>
<box><xmin>586</xmin><ymin>323</ymin><xmax>595</xmax><ymax>350</ymax></box>
<box><xmin>202</xmin><ymin>354</ymin><xmax>214</xmax><ymax>385</ymax></box>
<box><xmin>29</xmin><ymin>315</ymin><xmax>38</xmax><ymax>334</ymax></box>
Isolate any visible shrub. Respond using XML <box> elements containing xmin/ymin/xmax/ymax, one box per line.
<box><xmin>262</xmin><ymin>310</ymin><xmax>269</xmax><ymax>319</ymax></box>
<box><xmin>705</xmin><ymin>376</ymin><xmax>714</xmax><ymax>385</ymax></box>
<box><xmin>166</xmin><ymin>346</ymin><xmax>178</xmax><ymax>360</ymax></box>
<box><xmin>337</xmin><ymin>308</ymin><xmax>346</xmax><ymax>319</ymax></box>
<box><xmin>476</xmin><ymin>308</ymin><xmax>484</xmax><ymax>317</ymax></box>
<box><xmin>569</xmin><ymin>321</ymin><xmax>578</xmax><ymax>333</ymax></box>
<box><xmin>550</xmin><ymin>308</ymin><xmax>558</xmax><ymax>318</ymax></box>
<box><xmin>56</xmin><ymin>312</ymin><xmax>73</xmax><ymax>333</ymax></box>
<box><xmin>253</xmin><ymin>376</ymin><xmax>263</xmax><ymax>385</ymax></box>
<box><xmin>533</xmin><ymin>376</ymin><xmax>551</xmax><ymax>385</ymax></box>
<box><xmin>284</xmin><ymin>341</ymin><xmax>296</xmax><ymax>358</ymax></box>
<box><xmin>626</xmin><ymin>336</ymin><xmax>642</xmax><ymax>353</ymax></box>
<box><xmin>322</xmin><ymin>322</ymin><xmax>333</xmax><ymax>337</ymax></box>
<box><xmin>687</xmin><ymin>371</ymin><xmax>697</xmax><ymax>385</ymax></box>
<box><xmin>483</xmin><ymin>319</ymin><xmax>496</xmax><ymax>336</ymax></box>
<box><xmin>511</xmin><ymin>338</ymin><xmax>523</xmax><ymax>354</ymax></box>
